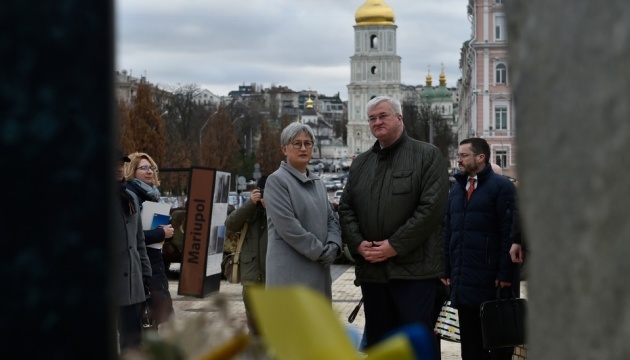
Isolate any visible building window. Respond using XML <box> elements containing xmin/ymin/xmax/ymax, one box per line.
<box><xmin>496</xmin><ymin>63</ymin><xmax>507</xmax><ymax>84</ymax></box>
<box><xmin>494</xmin><ymin>107</ymin><xmax>508</xmax><ymax>130</ymax></box>
<box><xmin>495</xmin><ymin>150</ymin><xmax>507</xmax><ymax>168</ymax></box>
<box><xmin>495</xmin><ymin>0</ymin><xmax>503</xmax><ymax>4</ymax></box>
<box><xmin>370</xmin><ymin>35</ymin><xmax>378</xmax><ymax>49</ymax></box>
<box><xmin>371</xmin><ymin>66</ymin><xmax>378</xmax><ymax>75</ymax></box>
<box><xmin>495</xmin><ymin>15</ymin><xmax>506</xmax><ymax>41</ymax></box>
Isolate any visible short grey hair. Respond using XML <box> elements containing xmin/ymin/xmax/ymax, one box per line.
<box><xmin>366</xmin><ymin>95</ymin><xmax>402</xmax><ymax>116</ymax></box>
<box><xmin>280</xmin><ymin>122</ymin><xmax>315</xmax><ymax>145</ymax></box>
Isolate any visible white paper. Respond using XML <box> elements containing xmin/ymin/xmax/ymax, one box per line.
<box><xmin>140</xmin><ymin>201</ymin><xmax>171</xmax><ymax>231</ymax></box>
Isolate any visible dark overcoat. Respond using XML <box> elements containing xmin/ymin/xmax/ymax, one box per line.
<box><xmin>113</xmin><ymin>188</ymin><xmax>152</xmax><ymax>306</ymax></box>
<box><xmin>443</xmin><ymin>163</ymin><xmax>516</xmax><ymax>307</ymax></box>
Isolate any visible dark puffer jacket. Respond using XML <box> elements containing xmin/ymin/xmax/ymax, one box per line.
<box><xmin>444</xmin><ymin>163</ymin><xmax>516</xmax><ymax>307</ymax></box>
<box><xmin>339</xmin><ymin>133</ymin><xmax>449</xmax><ymax>283</ymax></box>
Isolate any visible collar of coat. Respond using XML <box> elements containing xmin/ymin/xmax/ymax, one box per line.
<box><xmin>370</xmin><ymin>131</ymin><xmax>408</xmax><ymax>156</ymax></box>
<box><xmin>279</xmin><ymin>161</ymin><xmax>321</xmax><ymax>184</ymax></box>
<box><xmin>454</xmin><ymin>162</ymin><xmax>493</xmax><ymax>186</ymax></box>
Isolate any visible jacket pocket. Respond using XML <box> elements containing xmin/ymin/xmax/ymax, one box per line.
<box><xmin>392</xmin><ymin>170</ymin><xmax>413</xmax><ymax>194</ymax></box>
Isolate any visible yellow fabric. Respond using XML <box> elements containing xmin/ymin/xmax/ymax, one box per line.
<box><xmin>247</xmin><ymin>285</ymin><xmax>416</xmax><ymax>360</ymax></box>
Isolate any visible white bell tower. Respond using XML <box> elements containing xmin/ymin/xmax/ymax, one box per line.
<box><xmin>347</xmin><ymin>0</ymin><xmax>402</xmax><ymax>155</ymax></box>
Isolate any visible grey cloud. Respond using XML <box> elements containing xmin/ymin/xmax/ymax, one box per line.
<box><xmin>116</xmin><ymin>0</ymin><xmax>470</xmax><ymax>99</ymax></box>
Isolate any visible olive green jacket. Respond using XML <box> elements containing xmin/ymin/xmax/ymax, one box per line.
<box><xmin>225</xmin><ymin>199</ymin><xmax>268</xmax><ymax>284</ymax></box>
<box><xmin>339</xmin><ymin>133</ymin><xmax>448</xmax><ymax>283</ymax></box>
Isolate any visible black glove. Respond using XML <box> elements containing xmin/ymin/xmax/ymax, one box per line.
<box><xmin>318</xmin><ymin>243</ymin><xmax>340</xmax><ymax>266</ymax></box>
<box><xmin>143</xmin><ymin>276</ymin><xmax>152</xmax><ymax>298</ymax></box>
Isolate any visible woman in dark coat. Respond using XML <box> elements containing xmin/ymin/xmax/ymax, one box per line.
<box><xmin>125</xmin><ymin>152</ymin><xmax>175</xmax><ymax>328</ymax></box>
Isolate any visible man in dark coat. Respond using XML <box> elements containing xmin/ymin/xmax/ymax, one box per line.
<box><xmin>442</xmin><ymin>138</ymin><xmax>516</xmax><ymax>360</ymax></box>
<box><xmin>113</xmin><ymin>150</ymin><xmax>152</xmax><ymax>352</ymax></box>
<box><xmin>339</xmin><ymin>96</ymin><xmax>448</xmax><ymax>351</ymax></box>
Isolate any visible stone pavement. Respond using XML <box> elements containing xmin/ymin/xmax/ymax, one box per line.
<box><xmin>165</xmin><ymin>264</ymin><xmax>527</xmax><ymax>359</ymax></box>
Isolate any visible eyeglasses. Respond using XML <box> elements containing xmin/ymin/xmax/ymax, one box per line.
<box><xmin>289</xmin><ymin>141</ymin><xmax>314</xmax><ymax>150</ymax></box>
<box><xmin>368</xmin><ymin>112</ymin><xmax>392</xmax><ymax>123</ymax></box>
<box><xmin>456</xmin><ymin>153</ymin><xmax>478</xmax><ymax>159</ymax></box>
<box><xmin>136</xmin><ymin>165</ymin><xmax>158</xmax><ymax>173</ymax></box>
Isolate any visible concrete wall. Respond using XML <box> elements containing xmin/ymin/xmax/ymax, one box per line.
<box><xmin>507</xmin><ymin>1</ymin><xmax>630</xmax><ymax>358</ymax></box>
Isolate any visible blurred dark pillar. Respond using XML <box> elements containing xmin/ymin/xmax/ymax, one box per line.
<box><xmin>507</xmin><ymin>0</ymin><xmax>630</xmax><ymax>358</ymax></box>
<box><xmin>0</xmin><ymin>1</ymin><xmax>115</xmax><ymax>359</ymax></box>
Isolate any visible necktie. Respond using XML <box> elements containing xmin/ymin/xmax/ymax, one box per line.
<box><xmin>467</xmin><ymin>178</ymin><xmax>475</xmax><ymax>201</ymax></box>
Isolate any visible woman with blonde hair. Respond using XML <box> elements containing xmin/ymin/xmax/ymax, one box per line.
<box><xmin>124</xmin><ymin>152</ymin><xmax>175</xmax><ymax>328</ymax></box>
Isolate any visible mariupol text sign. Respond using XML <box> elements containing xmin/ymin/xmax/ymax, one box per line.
<box><xmin>178</xmin><ymin>167</ymin><xmax>231</xmax><ymax>297</ymax></box>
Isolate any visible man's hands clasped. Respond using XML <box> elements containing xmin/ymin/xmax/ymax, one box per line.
<box><xmin>356</xmin><ymin>239</ymin><xmax>397</xmax><ymax>263</ymax></box>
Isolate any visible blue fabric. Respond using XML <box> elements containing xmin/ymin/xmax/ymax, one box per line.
<box><xmin>444</xmin><ymin>163</ymin><xmax>517</xmax><ymax>308</ymax></box>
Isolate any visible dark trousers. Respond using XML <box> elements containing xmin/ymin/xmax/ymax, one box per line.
<box><xmin>242</xmin><ymin>283</ymin><xmax>261</xmax><ymax>335</ymax></box>
<box><xmin>147</xmin><ymin>248</ymin><xmax>174</xmax><ymax>326</ymax></box>
<box><xmin>117</xmin><ymin>302</ymin><xmax>142</xmax><ymax>351</ymax></box>
<box><xmin>458</xmin><ymin>305</ymin><xmax>513</xmax><ymax>360</ymax></box>
<box><xmin>361</xmin><ymin>279</ymin><xmax>437</xmax><ymax>353</ymax></box>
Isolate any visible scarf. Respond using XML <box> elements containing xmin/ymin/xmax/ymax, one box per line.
<box><xmin>130</xmin><ymin>178</ymin><xmax>162</xmax><ymax>202</ymax></box>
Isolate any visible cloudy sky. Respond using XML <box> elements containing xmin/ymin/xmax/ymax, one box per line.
<box><xmin>116</xmin><ymin>0</ymin><xmax>470</xmax><ymax>101</ymax></box>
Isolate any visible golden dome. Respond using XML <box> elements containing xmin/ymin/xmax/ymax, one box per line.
<box><xmin>439</xmin><ymin>63</ymin><xmax>447</xmax><ymax>86</ymax></box>
<box><xmin>355</xmin><ymin>0</ymin><xmax>395</xmax><ymax>26</ymax></box>
<box><xmin>306</xmin><ymin>96</ymin><xmax>314</xmax><ymax>109</ymax></box>
<box><xmin>426</xmin><ymin>72</ymin><xmax>433</xmax><ymax>87</ymax></box>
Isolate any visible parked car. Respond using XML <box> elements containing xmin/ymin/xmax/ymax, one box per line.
<box><xmin>323</xmin><ymin>180</ymin><xmax>336</xmax><ymax>192</ymax></box>
<box><xmin>239</xmin><ymin>191</ymin><xmax>251</xmax><ymax>206</ymax></box>
<box><xmin>228</xmin><ymin>191</ymin><xmax>239</xmax><ymax>208</ymax></box>
<box><xmin>332</xmin><ymin>190</ymin><xmax>343</xmax><ymax>210</ymax></box>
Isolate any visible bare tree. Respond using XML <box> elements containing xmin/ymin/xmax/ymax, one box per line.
<box><xmin>119</xmin><ymin>82</ymin><xmax>166</xmax><ymax>164</ymax></box>
<box><xmin>334</xmin><ymin>109</ymin><xmax>349</xmax><ymax>145</ymax></box>
<box><xmin>402</xmin><ymin>100</ymin><xmax>454</xmax><ymax>159</ymax></box>
<box><xmin>266</xmin><ymin>87</ymin><xmax>282</xmax><ymax>122</ymax></box>
<box><xmin>117</xmin><ymin>99</ymin><xmax>135</xmax><ymax>153</ymax></box>
<box><xmin>256</xmin><ymin>117</ymin><xmax>283</xmax><ymax>175</ymax></box>
<box><xmin>202</xmin><ymin>106</ymin><xmax>239</xmax><ymax>173</ymax></box>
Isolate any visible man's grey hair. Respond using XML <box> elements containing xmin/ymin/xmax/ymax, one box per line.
<box><xmin>280</xmin><ymin>122</ymin><xmax>315</xmax><ymax>145</ymax></box>
<box><xmin>366</xmin><ymin>95</ymin><xmax>402</xmax><ymax>116</ymax></box>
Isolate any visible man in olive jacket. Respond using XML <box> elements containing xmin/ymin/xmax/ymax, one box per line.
<box><xmin>225</xmin><ymin>176</ymin><xmax>268</xmax><ymax>334</ymax></box>
<box><xmin>339</xmin><ymin>96</ymin><xmax>449</xmax><ymax>349</ymax></box>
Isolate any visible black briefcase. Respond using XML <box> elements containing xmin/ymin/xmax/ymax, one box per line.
<box><xmin>480</xmin><ymin>288</ymin><xmax>527</xmax><ymax>349</ymax></box>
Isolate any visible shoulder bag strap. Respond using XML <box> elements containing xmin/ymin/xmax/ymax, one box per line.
<box><xmin>232</xmin><ymin>223</ymin><xmax>249</xmax><ymax>283</ymax></box>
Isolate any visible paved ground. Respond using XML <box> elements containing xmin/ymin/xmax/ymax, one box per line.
<box><xmin>164</xmin><ymin>264</ymin><xmax>527</xmax><ymax>359</ymax></box>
